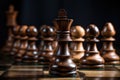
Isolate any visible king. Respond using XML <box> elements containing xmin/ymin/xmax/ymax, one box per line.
<box><xmin>49</xmin><ymin>9</ymin><xmax>77</xmax><ymax>77</ymax></box>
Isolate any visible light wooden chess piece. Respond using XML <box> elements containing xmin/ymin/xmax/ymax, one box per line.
<box><xmin>100</xmin><ymin>22</ymin><xmax>120</xmax><ymax>64</ymax></box>
<box><xmin>70</xmin><ymin>25</ymin><xmax>85</xmax><ymax>66</ymax></box>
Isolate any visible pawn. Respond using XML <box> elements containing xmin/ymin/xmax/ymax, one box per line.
<box><xmin>14</xmin><ymin>25</ymin><xmax>28</xmax><ymax>63</ymax></box>
<box><xmin>10</xmin><ymin>25</ymin><xmax>21</xmax><ymax>56</ymax></box>
<box><xmin>38</xmin><ymin>25</ymin><xmax>55</xmax><ymax>65</ymax></box>
<box><xmin>38</xmin><ymin>25</ymin><xmax>46</xmax><ymax>52</ymax></box>
<box><xmin>22</xmin><ymin>26</ymin><xmax>38</xmax><ymax>63</ymax></box>
<box><xmin>80</xmin><ymin>24</ymin><xmax>104</xmax><ymax>69</ymax></box>
<box><xmin>100</xmin><ymin>22</ymin><xmax>120</xmax><ymax>64</ymax></box>
<box><xmin>70</xmin><ymin>25</ymin><xmax>85</xmax><ymax>66</ymax></box>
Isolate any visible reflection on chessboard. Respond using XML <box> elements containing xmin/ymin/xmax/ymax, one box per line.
<box><xmin>0</xmin><ymin>65</ymin><xmax>120</xmax><ymax>80</ymax></box>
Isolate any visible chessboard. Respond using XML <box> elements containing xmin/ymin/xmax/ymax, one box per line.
<box><xmin>0</xmin><ymin>64</ymin><xmax>120</xmax><ymax>80</ymax></box>
<box><xmin>0</xmin><ymin>5</ymin><xmax>120</xmax><ymax>80</ymax></box>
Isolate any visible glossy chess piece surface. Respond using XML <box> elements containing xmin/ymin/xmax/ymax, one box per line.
<box><xmin>10</xmin><ymin>25</ymin><xmax>21</xmax><ymax>56</ymax></box>
<box><xmin>100</xmin><ymin>22</ymin><xmax>120</xmax><ymax>64</ymax></box>
<box><xmin>49</xmin><ymin>9</ymin><xmax>77</xmax><ymax>77</ymax></box>
<box><xmin>38</xmin><ymin>25</ymin><xmax>46</xmax><ymax>52</ymax></box>
<box><xmin>22</xmin><ymin>26</ymin><xmax>38</xmax><ymax>63</ymax></box>
<box><xmin>15</xmin><ymin>25</ymin><xmax>28</xmax><ymax>63</ymax></box>
<box><xmin>70</xmin><ymin>25</ymin><xmax>85</xmax><ymax>66</ymax></box>
<box><xmin>80</xmin><ymin>24</ymin><xmax>104</xmax><ymax>69</ymax></box>
<box><xmin>38</xmin><ymin>25</ymin><xmax>55</xmax><ymax>65</ymax></box>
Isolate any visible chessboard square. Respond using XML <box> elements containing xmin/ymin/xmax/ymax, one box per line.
<box><xmin>79</xmin><ymin>70</ymin><xmax>120</xmax><ymax>77</ymax></box>
<box><xmin>2</xmin><ymin>70</ymin><xmax>44</xmax><ymax>78</ymax></box>
<box><xmin>9</xmin><ymin>65</ymin><xmax>43</xmax><ymax>71</ymax></box>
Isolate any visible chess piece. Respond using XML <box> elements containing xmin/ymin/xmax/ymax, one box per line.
<box><xmin>51</xmin><ymin>27</ymin><xmax>58</xmax><ymax>52</ymax></box>
<box><xmin>100</xmin><ymin>22</ymin><xmax>120</xmax><ymax>64</ymax></box>
<box><xmin>14</xmin><ymin>25</ymin><xmax>28</xmax><ymax>63</ymax></box>
<box><xmin>38</xmin><ymin>25</ymin><xmax>55</xmax><ymax>65</ymax></box>
<box><xmin>22</xmin><ymin>26</ymin><xmax>38</xmax><ymax>63</ymax></box>
<box><xmin>80</xmin><ymin>24</ymin><xmax>104</xmax><ymax>69</ymax></box>
<box><xmin>2</xmin><ymin>5</ymin><xmax>18</xmax><ymax>53</ymax></box>
<box><xmin>10</xmin><ymin>25</ymin><xmax>21</xmax><ymax>56</ymax></box>
<box><xmin>70</xmin><ymin>25</ymin><xmax>85</xmax><ymax>66</ymax></box>
<box><xmin>49</xmin><ymin>9</ymin><xmax>77</xmax><ymax>77</ymax></box>
<box><xmin>38</xmin><ymin>25</ymin><xmax>46</xmax><ymax>52</ymax></box>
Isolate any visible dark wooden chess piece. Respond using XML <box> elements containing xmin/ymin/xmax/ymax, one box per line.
<box><xmin>22</xmin><ymin>26</ymin><xmax>38</xmax><ymax>63</ymax></box>
<box><xmin>49</xmin><ymin>9</ymin><xmax>77</xmax><ymax>77</ymax></box>
<box><xmin>38</xmin><ymin>25</ymin><xmax>55</xmax><ymax>65</ymax></box>
<box><xmin>10</xmin><ymin>25</ymin><xmax>21</xmax><ymax>56</ymax></box>
<box><xmin>100</xmin><ymin>22</ymin><xmax>120</xmax><ymax>64</ymax></box>
<box><xmin>14</xmin><ymin>25</ymin><xmax>28</xmax><ymax>63</ymax></box>
<box><xmin>70</xmin><ymin>25</ymin><xmax>85</xmax><ymax>66</ymax></box>
<box><xmin>2</xmin><ymin>5</ymin><xmax>18</xmax><ymax>53</ymax></box>
<box><xmin>38</xmin><ymin>25</ymin><xmax>46</xmax><ymax>53</ymax></box>
<box><xmin>80</xmin><ymin>24</ymin><xmax>104</xmax><ymax>69</ymax></box>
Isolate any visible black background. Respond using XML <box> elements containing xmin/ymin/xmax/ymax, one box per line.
<box><xmin>0</xmin><ymin>0</ymin><xmax>120</xmax><ymax>54</ymax></box>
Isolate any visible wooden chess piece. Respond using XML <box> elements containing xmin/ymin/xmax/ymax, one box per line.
<box><xmin>51</xmin><ymin>27</ymin><xmax>58</xmax><ymax>53</ymax></box>
<box><xmin>2</xmin><ymin>5</ymin><xmax>18</xmax><ymax>53</ymax></box>
<box><xmin>14</xmin><ymin>25</ymin><xmax>28</xmax><ymax>63</ymax></box>
<box><xmin>10</xmin><ymin>25</ymin><xmax>21</xmax><ymax>56</ymax></box>
<box><xmin>38</xmin><ymin>25</ymin><xmax>46</xmax><ymax>52</ymax></box>
<box><xmin>80</xmin><ymin>24</ymin><xmax>104</xmax><ymax>69</ymax></box>
<box><xmin>38</xmin><ymin>25</ymin><xmax>55</xmax><ymax>65</ymax></box>
<box><xmin>100</xmin><ymin>22</ymin><xmax>120</xmax><ymax>64</ymax></box>
<box><xmin>49</xmin><ymin>9</ymin><xmax>77</xmax><ymax>77</ymax></box>
<box><xmin>70</xmin><ymin>25</ymin><xmax>85</xmax><ymax>66</ymax></box>
<box><xmin>22</xmin><ymin>26</ymin><xmax>38</xmax><ymax>63</ymax></box>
